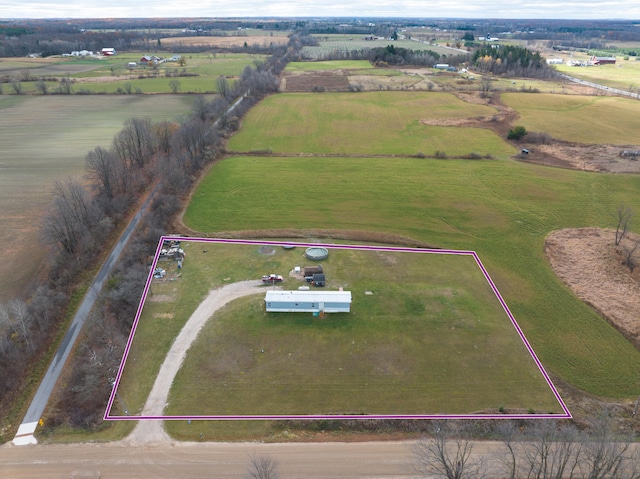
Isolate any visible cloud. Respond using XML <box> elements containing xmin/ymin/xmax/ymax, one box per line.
<box><xmin>1</xmin><ymin>0</ymin><xmax>639</xmax><ymax>19</ymax></box>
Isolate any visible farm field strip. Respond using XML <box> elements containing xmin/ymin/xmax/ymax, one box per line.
<box><xmin>227</xmin><ymin>91</ymin><xmax>514</xmax><ymax>157</ymax></box>
<box><xmin>501</xmin><ymin>93</ymin><xmax>640</xmax><ymax>144</ymax></box>
<box><xmin>107</xmin><ymin>238</ymin><xmax>567</xmax><ymax>420</ymax></box>
<box><xmin>303</xmin><ymin>37</ymin><xmax>459</xmax><ymax>60</ymax></box>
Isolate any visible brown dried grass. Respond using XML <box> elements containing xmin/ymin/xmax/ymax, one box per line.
<box><xmin>545</xmin><ymin>228</ymin><xmax>640</xmax><ymax>349</ymax></box>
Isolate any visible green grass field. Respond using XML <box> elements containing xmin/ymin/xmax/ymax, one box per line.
<box><xmin>555</xmin><ymin>60</ymin><xmax>640</xmax><ymax>91</ymax></box>
<box><xmin>112</xmin><ymin>241</ymin><xmax>563</xmax><ymax>442</ymax></box>
<box><xmin>183</xmin><ymin>153</ymin><xmax>640</xmax><ymax>400</ymax></box>
<box><xmin>227</xmin><ymin>91</ymin><xmax>514</xmax><ymax>157</ymax></box>
<box><xmin>501</xmin><ymin>93</ymin><xmax>640</xmax><ymax>144</ymax></box>
<box><xmin>0</xmin><ymin>53</ymin><xmax>265</xmax><ymax>94</ymax></box>
<box><xmin>0</xmin><ymin>94</ymin><xmax>200</xmax><ymax>301</ymax></box>
<box><xmin>161</xmin><ymin>246</ymin><xmax>561</xmax><ymax>416</ymax></box>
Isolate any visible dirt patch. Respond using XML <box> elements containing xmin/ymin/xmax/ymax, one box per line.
<box><xmin>147</xmin><ymin>294</ymin><xmax>175</xmax><ymax>303</ymax></box>
<box><xmin>418</xmin><ymin>91</ymin><xmax>519</xmax><ymax>139</ymax></box>
<box><xmin>258</xmin><ymin>246</ymin><xmax>276</xmax><ymax>256</ymax></box>
<box><xmin>160</xmin><ymin>35</ymin><xmax>288</xmax><ymax>48</ymax></box>
<box><xmin>282</xmin><ymin>70</ymin><xmax>351</xmax><ymax>92</ymax></box>
<box><xmin>545</xmin><ymin>228</ymin><xmax>640</xmax><ymax>348</ymax></box>
<box><xmin>518</xmin><ymin>141</ymin><xmax>640</xmax><ymax>173</ymax></box>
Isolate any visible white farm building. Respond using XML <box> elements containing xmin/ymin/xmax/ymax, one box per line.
<box><xmin>265</xmin><ymin>290</ymin><xmax>352</xmax><ymax>314</ymax></box>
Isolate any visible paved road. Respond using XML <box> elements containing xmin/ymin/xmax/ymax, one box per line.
<box><xmin>559</xmin><ymin>72</ymin><xmax>640</xmax><ymax>99</ymax></box>
<box><xmin>13</xmin><ymin>189</ymin><xmax>158</xmax><ymax>446</ymax></box>
<box><xmin>0</xmin><ymin>440</ymin><xmax>418</xmax><ymax>478</ymax></box>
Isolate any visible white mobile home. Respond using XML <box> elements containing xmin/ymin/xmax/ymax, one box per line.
<box><xmin>265</xmin><ymin>290</ymin><xmax>351</xmax><ymax>314</ymax></box>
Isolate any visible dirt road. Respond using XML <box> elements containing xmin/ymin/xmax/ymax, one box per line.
<box><xmin>0</xmin><ymin>440</ymin><xmax>418</xmax><ymax>478</ymax></box>
<box><xmin>124</xmin><ymin>280</ymin><xmax>266</xmax><ymax>444</ymax></box>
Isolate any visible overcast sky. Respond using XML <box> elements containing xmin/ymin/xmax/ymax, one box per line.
<box><xmin>1</xmin><ymin>0</ymin><xmax>638</xmax><ymax>20</ymax></box>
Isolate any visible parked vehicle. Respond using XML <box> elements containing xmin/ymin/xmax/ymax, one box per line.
<box><xmin>262</xmin><ymin>274</ymin><xmax>284</xmax><ymax>283</ymax></box>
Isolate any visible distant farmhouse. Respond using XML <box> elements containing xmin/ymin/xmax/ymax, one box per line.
<box><xmin>265</xmin><ymin>290</ymin><xmax>352</xmax><ymax>314</ymax></box>
<box><xmin>101</xmin><ymin>48</ymin><xmax>116</xmax><ymax>56</ymax></box>
<box><xmin>63</xmin><ymin>50</ymin><xmax>93</xmax><ymax>57</ymax></box>
<box><xmin>590</xmin><ymin>56</ymin><xmax>616</xmax><ymax>65</ymax></box>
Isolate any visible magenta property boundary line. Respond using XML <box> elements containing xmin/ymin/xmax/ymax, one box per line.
<box><xmin>104</xmin><ymin>237</ymin><xmax>571</xmax><ymax>421</ymax></box>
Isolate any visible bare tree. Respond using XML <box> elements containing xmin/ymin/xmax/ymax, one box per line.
<box><xmin>496</xmin><ymin>420</ymin><xmax>520</xmax><ymax>479</ymax></box>
<box><xmin>10</xmin><ymin>78</ymin><xmax>22</xmax><ymax>94</ymax></box>
<box><xmin>58</xmin><ymin>77</ymin><xmax>73</xmax><ymax>94</ymax></box>
<box><xmin>413</xmin><ymin>421</ymin><xmax>490</xmax><ymax>479</ymax></box>
<box><xmin>191</xmin><ymin>95</ymin><xmax>211</xmax><ymax>122</ymax></box>
<box><xmin>0</xmin><ymin>300</ymin><xmax>34</xmax><ymax>352</ymax></box>
<box><xmin>35</xmin><ymin>79</ymin><xmax>48</xmax><ymax>94</ymax></box>
<box><xmin>622</xmin><ymin>238</ymin><xmax>640</xmax><ymax>272</ymax></box>
<box><xmin>85</xmin><ymin>146</ymin><xmax>125</xmax><ymax>199</ymax></box>
<box><xmin>518</xmin><ymin>420</ymin><xmax>582</xmax><ymax>479</ymax></box>
<box><xmin>170</xmin><ymin>119</ymin><xmax>219</xmax><ymax>174</ymax></box>
<box><xmin>244</xmin><ymin>454</ymin><xmax>279</xmax><ymax>479</ymax></box>
<box><xmin>579</xmin><ymin>412</ymin><xmax>640</xmax><ymax>479</ymax></box>
<box><xmin>216</xmin><ymin>75</ymin><xmax>230</xmax><ymax>99</ymax></box>
<box><xmin>168</xmin><ymin>79</ymin><xmax>181</xmax><ymax>94</ymax></box>
<box><xmin>153</xmin><ymin>120</ymin><xmax>177</xmax><ymax>154</ymax></box>
<box><xmin>614</xmin><ymin>204</ymin><xmax>634</xmax><ymax>246</ymax></box>
<box><xmin>112</xmin><ymin>118</ymin><xmax>156</xmax><ymax>170</ymax></box>
<box><xmin>43</xmin><ymin>179</ymin><xmax>94</xmax><ymax>254</ymax></box>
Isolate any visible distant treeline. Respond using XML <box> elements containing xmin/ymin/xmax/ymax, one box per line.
<box><xmin>302</xmin><ymin>43</ymin><xmax>468</xmax><ymax>67</ymax></box>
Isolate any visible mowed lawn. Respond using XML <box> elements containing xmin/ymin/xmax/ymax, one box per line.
<box><xmin>183</xmin><ymin>155</ymin><xmax>640</xmax><ymax>399</ymax></box>
<box><xmin>227</xmin><ymin>91</ymin><xmax>515</xmax><ymax>157</ymax></box>
<box><xmin>0</xmin><ymin>94</ymin><xmax>197</xmax><ymax>301</ymax></box>
<box><xmin>162</xmin><ymin>246</ymin><xmax>562</xmax><ymax>417</ymax></box>
<box><xmin>501</xmin><ymin>93</ymin><xmax>640</xmax><ymax>144</ymax></box>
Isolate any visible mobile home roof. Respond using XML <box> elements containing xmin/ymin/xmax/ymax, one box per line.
<box><xmin>265</xmin><ymin>290</ymin><xmax>352</xmax><ymax>304</ymax></box>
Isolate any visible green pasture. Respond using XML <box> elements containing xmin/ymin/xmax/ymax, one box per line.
<box><xmin>163</xmin><ymin>247</ymin><xmax>560</xmax><ymax>416</ymax></box>
<box><xmin>0</xmin><ymin>53</ymin><xmax>264</xmax><ymax>94</ymax></box>
<box><xmin>69</xmin><ymin>76</ymin><xmax>219</xmax><ymax>95</ymax></box>
<box><xmin>69</xmin><ymin>52</ymin><xmax>264</xmax><ymax>78</ymax></box>
<box><xmin>0</xmin><ymin>94</ymin><xmax>198</xmax><ymax>301</ymax></box>
<box><xmin>501</xmin><ymin>93</ymin><xmax>640</xmax><ymax>144</ymax></box>
<box><xmin>555</xmin><ymin>60</ymin><xmax>640</xmax><ymax>91</ymax></box>
<box><xmin>184</xmin><ymin>155</ymin><xmax>640</xmax><ymax>400</ymax></box>
<box><xmin>112</xmin><ymin>241</ymin><xmax>562</xmax><ymax>439</ymax></box>
<box><xmin>285</xmin><ymin>60</ymin><xmax>372</xmax><ymax>72</ymax></box>
<box><xmin>227</xmin><ymin>91</ymin><xmax>514</xmax><ymax>157</ymax></box>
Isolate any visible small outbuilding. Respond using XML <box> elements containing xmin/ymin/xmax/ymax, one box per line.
<box><xmin>265</xmin><ymin>290</ymin><xmax>351</xmax><ymax>314</ymax></box>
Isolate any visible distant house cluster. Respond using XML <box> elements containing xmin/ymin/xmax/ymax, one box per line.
<box><xmin>62</xmin><ymin>50</ymin><xmax>94</xmax><ymax>57</ymax></box>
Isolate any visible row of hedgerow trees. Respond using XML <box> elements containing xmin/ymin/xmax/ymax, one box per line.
<box><xmin>0</xmin><ymin>36</ymin><xmax>296</xmax><ymax>434</ymax></box>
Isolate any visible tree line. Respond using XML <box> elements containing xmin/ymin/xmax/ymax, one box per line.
<box><xmin>0</xmin><ymin>35</ymin><xmax>297</xmax><ymax>434</ymax></box>
<box><xmin>472</xmin><ymin>45</ymin><xmax>557</xmax><ymax>79</ymax></box>
<box><xmin>301</xmin><ymin>43</ymin><xmax>469</xmax><ymax>68</ymax></box>
<box><xmin>413</xmin><ymin>416</ymin><xmax>639</xmax><ymax>479</ymax></box>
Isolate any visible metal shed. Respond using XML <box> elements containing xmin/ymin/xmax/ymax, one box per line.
<box><xmin>265</xmin><ymin>290</ymin><xmax>351</xmax><ymax>314</ymax></box>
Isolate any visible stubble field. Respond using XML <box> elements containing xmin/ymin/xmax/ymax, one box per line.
<box><xmin>0</xmin><ymin>95</ymin><xmax>197</xmax><ymax>301</ymax></box>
